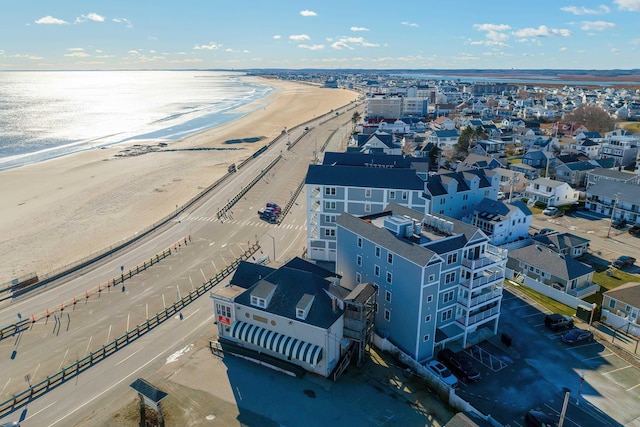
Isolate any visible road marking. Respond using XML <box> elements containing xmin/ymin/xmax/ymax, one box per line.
<box><xmin>26</xmin><ymin>401</ymin><xmax>57</xmax><ymax>421</ymax></box>
<box><xmin>1</xmin><ymin>378</ymin><xmax>11</xmax><ymax>395</ymax></box>
<box><xmin>522</xmin><ymin>312</ymin><xmax>544</xmax><ymax>318</ymax></box>
<box><xmin>46</xmin><ymin>315</ymin><xmax>215</xmax><ymax>427</ymax></box>
<box><xmin>582</xmin><ymin>352</ymin><xmax>613</xmax><ymax>361</ymax></box>
<box><xmin>115</xmin><ymin>348</ymin><xmax>142</xmax><ymax>366</ymax></box>
<box><xmin>627</xmin><ymin>383</ymin><xmax>640</xmax><ymax>391</ymax></box>
<box><xmin>84</xmin><ymin>336</ymin><xmax>93</xmax><ymax>357</ymax></box>
<box><xmin>602</xmin><ymin>365</ymin><xmax>631</xmax><ymax>375</ymax></box>
<box><xmin>58</xmin><ymin>347</ymin><xmax>70</xmax><ymax>371</ymax></box>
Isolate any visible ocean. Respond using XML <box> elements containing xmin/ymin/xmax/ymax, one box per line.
<box><xmin>0</xmin><ymin>70</ymin><xmax>274</xmax><ymax>170</ymax></box>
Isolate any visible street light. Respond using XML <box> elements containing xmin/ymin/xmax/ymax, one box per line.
<box><xmin>588</xmin><ymin>302</ymin><xmax>596</xmax><ymax>331</ymax></box>
<box><xmin>264</xmin><ymin>233</ymin><xmax>276</xmax><ymax>262</ymax></box>
<box><xmin>606</xmin><ymin>193</ymin><xmax>620</xmax><ymax>238</ymax></box>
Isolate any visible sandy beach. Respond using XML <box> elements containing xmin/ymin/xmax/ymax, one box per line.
<box><xmin>0</xmin><ymin>77</ymin><xmax>357</xmax><ymax>283</ymax></box>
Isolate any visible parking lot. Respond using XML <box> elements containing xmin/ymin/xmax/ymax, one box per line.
<box><xmin>453</xmin><ymin>288</ymin><xmax>640</xmax><ymax>427</ymax></box>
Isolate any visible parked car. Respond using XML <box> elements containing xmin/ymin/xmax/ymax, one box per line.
<box><xmin>266</xmin><ymin>202</ymin><xmax>281</xmax><ymax>211</ymax></box>
<box><xmin>544</xmin><ymin>314</ymin><xmax>574</xmax><ymax>331</ymax></box>
<box><xmin>561</xmin><ymin>329</ymin><xmax>594</xmax><ymax>345</ymax></box>
<box><xmin>542</xmin><ymin>206</ymin><xmax>558</xmax><ymax>216</ymax></box>
<box><xmin>612</xmin><ymin>218</ymin><xmax>627</xmax><ymax>230</ymax></box>
<box><xmin>437</xmin><ymin>348</ymin><xmax>480</xmax><ymax>382</ymax></box>
<box><xmin>426</xmin><ymin>360</ymin><xmax>459</xmax><ymax>388</ymax></box>
<box><xmin>524</xmin><ymin>410</ymin><xmax>558</xmax><ymax>427</ymax></box>
<box><xmin>613</xmin><ymin>256</ymin><xmax>636</xmax><ymax>269</ymax></box>
<box><xmin>629</xmin><ymin>224</ymin><xmax>640</xmax><ymax>237</ymax></box>
<box><xmin>497</xmin><ymin>191</ymin><xmax>506</xmax><ymax>200</ymax></box>
<box><xmin>538</xmin><ymin>228</ymin><xmax>555</xmax><ymax>235</ymax></box>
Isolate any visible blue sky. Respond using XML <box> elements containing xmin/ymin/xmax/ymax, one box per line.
<box><xmin>1</xmin><ymin>1</ymin><xmax>639</xmax><ymax>70</ymax></box>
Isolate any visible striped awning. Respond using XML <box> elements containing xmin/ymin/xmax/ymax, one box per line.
<box><xmin>230</xmin><ymin>321</ymin><xmax>323</xmax><ymax>366</ymax></box>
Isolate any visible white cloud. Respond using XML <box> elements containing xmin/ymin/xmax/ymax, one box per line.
<box><xmin>614</xmin><ymin>0</ymin><xmax>640</xmax><ymax>11</ymax></box>
<box><xmin>128</xmin><ymin>50</ymin><xmax>140</xmax><ymax>55</ymax></box>
<box><xmin>300</xmin><ymin>10</ymin><xmax>317</xmax><ymax>17</ymax></box>
<box><xmin>330</xmin><ymin>36</ymin><xmax>379</xmax><ymax>50</ymax></box>
<box><xmin>273</xmin><ymin>35</ymin><xmax>281</xmax><ymax>39</ymax></box>
<box><xmin>76</xmin><ymin>61</ymin><xmax>105</xmax><ymax>65</ymax></box>
<box><xmin>351</xmin><ymin>26</ymin><xmax>369</xmax><ymax>32</ymax></box>
<box><xmin>75</xmin><ymin>13</ymin><xmax>105</xmax><ymax>23</ymax></box>
<box><xmin>113</xmin><ymin>18</ymin><xmax>133</xmax><ymax>28</ymax></box>
<box><xmin>170</xmin><ymin>58</ymin><xmax>204</xmax><ymax>64</ymax></box>
<box><xmin>401</xmin><ymin>21</ymin><xmax>419</xmax><ymax>28</ymax></box>
<box><xmin>298</xmin><ymin>44</ymin><xmax>324</xmax><ymax>50</ymax></box>
<box><xmin>64</xmin><ymin>51</ymin><xmax>90</xmax><ymax>57</ymax></box>
<box><xmin>10</xmin><ymin>54</ymin><xmax>43</xmax><ymax>60</ymax></box>
<box><xmin>68</xmin><ymin>47</ymin><xmax>84</xmax><ymax>52</ymax></box>
<box><xmin>611</xmin><ymin>47</ymin><xmax>621</xmax><ymax>53</ymax></box>
<box><xmin>561</xmin><ymin>5</ymin><xmax>610</xmax><ymax>15</ymax></box>
<box><xmin>35</xmin><ymin>16</ymin><xmax>68</xmax><ymax>25</ymax></box>
<box><xmin>243</xmin><ymin>49</ymin><xmax>250</xmax><ymax>53</ymax></box>
<box><xmin>559</xmin><ymin>47</ymin><xmax>568</xmax><ymax>51</ymax></box>
<box><xmin>148</xmin><ymin>36</ymin><xmax>158</xmax><ymax>41</ymax></box>
<box><xmin>289</xmin><ymin>34</ymin><xmax>311</xmax><ymax>41</ymax></box>
<box><xmin>512</xmin><ymin>25</ymin><xmax>571</xmax><ymax>37</ymax></box>
<box><xmin>472</xmin><ymin>23</ymin><xmax>511</xmax><ymax>46</ymax></box>
<box><xmin>225</xmin><ymin>48</ymin><xmax>234</xmax><ymax>52</ymax></box>
<box><xmin>581</xmin><ymin>21</ymin><xmax>617</xmax><ymax>30</ymax></box>
<box><xmin>631</xmin><ymin>38</ymin><xmax>640</xmax><ymax>44</ymax></box>
<box><xmin>194</xmin><ymin>42</ymin><xmax>221</xmax><ymax>50</ymax></box>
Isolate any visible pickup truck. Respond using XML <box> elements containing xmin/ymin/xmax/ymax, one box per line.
<box><xmin>629</xmin><ymin>224</ymin><xmax>640</xmax><ymax>237</ymax></box>
<box><xmin>613</xmin><ymin>256</ymin><xmax>636</xmax><ymax>269</ymax></box>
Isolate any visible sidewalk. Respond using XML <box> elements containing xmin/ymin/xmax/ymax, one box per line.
<box><xmin>590</xmin><ymin>321</ymin><xmax>640</xmax><ymax>364</ymax></box>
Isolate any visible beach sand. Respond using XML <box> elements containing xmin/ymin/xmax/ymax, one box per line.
<box><xmin>0</xmin><ymin>77</ymin><xmax>357</xmax><ymax>282</ymax></box>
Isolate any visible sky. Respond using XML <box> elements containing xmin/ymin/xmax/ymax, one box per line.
<box><xmin>1</xmin><ymin>0</ymin><xmax>640</xmax><ymax>70</ymax></box>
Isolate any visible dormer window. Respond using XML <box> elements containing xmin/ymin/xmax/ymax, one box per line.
<box><xmin>296</xmin><ymin>294</ymin><xmax>315</xmax><ymax>321</ymax></box>
<box><xmin>250</xmin><ymin>295</ymin><xmax>266</xmax><ymax>308</ymax></box>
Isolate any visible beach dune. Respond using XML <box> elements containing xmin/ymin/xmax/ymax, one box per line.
<box><xmin>0</xmin><ymin>78</ymin><xmax>357</xmax><ymax>282</ymax></box>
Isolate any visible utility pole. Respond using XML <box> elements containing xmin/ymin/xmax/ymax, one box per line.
<box><xmin>606</xmin><ymin>193</ymin><xmax>620</xmax><ymax>238</ymax></box>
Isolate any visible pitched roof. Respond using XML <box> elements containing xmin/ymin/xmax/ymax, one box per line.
<box><xmin>321</xmin><ymin>151</ymin><xmax>429</xmax><ymax>169</ymax></box>
<box><xmin>603</xmin><ymin>282</ymin><xmax>640</xmax><ymax>309</ymax></box>
<box><xmin>508</xmin><ymin>245</ymin><xmax>594</xmax><ymax>281</ymax></box>
<box><xmin>433</xmin><ymin>129</ymin><xmax>459</xmax><ymax>138</ymax></box>
<box><xmin>531</xmin><ymin>177</ymin><xmax>566</xmax><ymax>188</ymax></box>
<box><xmin>586</xmin><ymin>181</ymin><xmax>640</xmax><ymax>204</ymax></box>
<box><xmin>232</xmin><ymin>258</ymin><xmax>343</xmax><ymax>329</ymax></box>
<box><xmin>425</xmin><ymin>169</ymin><xmax>493</xmax><ymax>197</ymax></box>
<box><xmin>305</xmin><ymin>164</ymin><xmax>425</xmax><ymax>190</ymax></box>
<box><xmin>563</xmin><ymin>161</ymin><xmax>597</xmax><ymax>171</ymax></box>
<box><xmin>532</xmin><ymin>232</ymin><xmax>589</xmax><ymax>252</ymax></box>
<box><xmin>473</xmin><ymin>198</ymin><xmax>531</xmax><ymax>220</ymax></box>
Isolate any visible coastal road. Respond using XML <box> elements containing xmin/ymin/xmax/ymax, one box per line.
<box><xmin>0</xmin><ymin>103</ymin><xmax>362</xmax><ymax>426</ymax></box>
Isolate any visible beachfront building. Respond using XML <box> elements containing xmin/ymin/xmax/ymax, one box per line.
<box><xmin>585</xmin><ymin>181</ymin><xmax>640</xmax><ymax>224</ymax></box>
<box><xmin>335</xmin><ymin>204</ymin><xmax>507</xmax><ymax>361</ymax></box>
<box><xmin>462</xmin><ymin>198</ymin><xmax>532</xmax><ymax>246</ymax></box>
<box><xmin>599</xmin><ymin>135</ymin><xmax>639</xmax><ymax>167</ymax></box>
<box><xmin>305</xmin><ymin>153</ymin><xmax>430</xmax><ymax>262</ymax></box>
<box><xmin>585</xmin><ymin>168</ymin><xmax>640</xmax><ymax>189</ymax></box>
<box><xmin>524</xmin><ymin>177</ymin><xmax>580</xmax><ymax>207</ymax></box>
<box><xmin>210</xmin><ymin>257</ymin><xmax>376</xmax><ymax>379</ymax></box>
<box><xmin>366</xmin><ymin>96</ymin><xmax>402</xmax><ymax>120</ymax></box>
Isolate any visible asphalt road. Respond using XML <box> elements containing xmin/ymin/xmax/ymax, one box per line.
<box><xmin>0</xmin><ymin>105</ymin><xmax>361</xmax><ymax>426</ymax></box>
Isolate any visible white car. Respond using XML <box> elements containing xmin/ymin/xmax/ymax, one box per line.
<box><xmin>426</xmin><ymin>360</ymin><xmax>459</xmax><ymax>388</ymax></box>
<box><xmin>542</xmin><ymin>206</ymin><xmax>558</xmax><ymax>216</ymax></box>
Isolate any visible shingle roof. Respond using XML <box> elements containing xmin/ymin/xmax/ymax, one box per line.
<box><xmin>587</xmin><ymin>168</ymin><xmax>638</xmax><ymax>180</ymax></box>
<box><xmin>531</xmin><ymin>177</ymin><xmax>566</xmax><ymax>188</ymax></box>
<box><xmin>564</xmin><ymin>161</ymin><xmax>597</xmax><ymax>171</ymax></box>
<box><xmin>508</xmin><ymin>245</ymin><xmax>594</xmax><ymax>281</ymax></box>
<box><xmin>603</xmin><ymin>282</ymin><xmax>640</xmax><ymax>309</ymax></box>
<box><xmin>305</xmin><ymin>164</ymin><xmax>425</xmax><ymax>190</ymax></box>
<box><xmin>425</xmin><ymin>169</ymin><xmax>493</xmax><ymax>197</ymax></box>
<box><xmin>433</xmin><ymin>129</ymin><xmax>459</xmax><ymax>138</ymax></box>
<box><xmin>532</xmin><ymin>232</ymin><xmax>589</xmax><ymax>252</ymax></box>
<box><xmin>233</xmin><ymin>258</ymin><xmax>343</xmax><ymax>329</ymax></box>
<box><xmin>586</xmin><ymin>181</ymin><xmax>640</xmax><ymax>204</ymax></box>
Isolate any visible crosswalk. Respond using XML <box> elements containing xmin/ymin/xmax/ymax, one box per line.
<box><xmin>183</xmin><ymin>215</ymin><xmax>307</xmax><ymax>230</ymax></box>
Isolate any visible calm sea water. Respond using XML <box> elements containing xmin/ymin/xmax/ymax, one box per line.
<box><xmin>0</xmin><ymin>70</ymin><xmax>273</xmax><ymax>170</ymax></box>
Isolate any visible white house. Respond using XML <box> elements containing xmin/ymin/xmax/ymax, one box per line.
<box><xmin>524</xmin><ymin>177</ymin><xmax>579</xmax><ymax>207</ymax></box>
<box><xmin>462</xmin><ymin>198</ymin><xmax>532</xmax><ymax>245</ymax></box>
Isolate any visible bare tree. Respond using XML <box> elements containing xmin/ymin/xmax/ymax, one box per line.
<box><xmin>562</xmin><ymin>105</ymin><xmax>615</xmax><ymax>134</ymax></box>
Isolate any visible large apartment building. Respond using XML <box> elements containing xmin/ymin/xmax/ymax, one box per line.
<box><xmin>305</xmin><ymin>153</ymin><xmax>499</xmax><ymax>262</ymax></box>
<box><xmin>335</xmin><ymin>204</ymin><xmax>507</xmax><ymax>362</ymax></box>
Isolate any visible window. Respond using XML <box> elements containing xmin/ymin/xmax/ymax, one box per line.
<box><xmin>325</xmin><ymin>201</ymin><xmax>336</xmax><ymax>210</ymax></box>
<box><xmin>387</xmin><ymin>253</ymin><xmax>393</xmax><ymax>264</ymax></box>
<box><xmin>445</xmin><ymin>271</ymin><xmax>456</xmax><ymax>284</ymax></box>
<box><xmin>325</xmin><ymin>214</ymin><xmax>336</xmax><ymax>223</ymax></box>
<box><xmin>374</xmin><ymin>265</ymin><xmax>380</xmax><ymax>276</ymax></box>
<box><xmin>216</xmin><ymin>303</ymin><xmax>231</xmax><ymax>318</ymax></box>
<box><xmin>484</xmin><ymin>190</ymin><xmax>489</xmax><ymax>197</ymax></box>
<box><xmin>446</xmin><ymin>253</ymin><xmax>458</xmax><ymax>265</ymax></box>
<box><xmin>441</xmin><ymin>309</ymin><xmax>453</xmax><ymax>322</ymax></box>
<box><xmin>386</xmin><ymin>272</ymin><xmax>392</xmax><ymax>284</ymax></box>
<box><xmin>357</xmin><ymin>237</ymin><xmax>363</xmax><ymax>248</ymax></box>
<box><xmin>609</xmin><ymin>299</ymin><xmax>615</xmax><ymax>309</ymax></box>
<box><xmin>356</xmin><ymin>272</ymin><xmax>361</xmax><ymax>283</ymax></box>
<box><xmin>324</xmin><ymin>228</ymin><xmax>335</xmax><ymax>237</ymax></box>
<box><xmin>384</xmin><ymin>309</ymin><xmax>391</xmax><ymax>321</ymax></box>
<box><xmin>325</xmin><ymin>187</ymin><xmax>336</xmax><ymax>195</ymax></box>
<box><xmin>375</xmin><ymin>246</ymin><xmax>381</xmax><ymax>257</ymax></box>
<box><xmin>428</xmin><ymin>274</ymin><xmax>435</xmax><ymax>282</ymax></box>
<box><xmin>463</xmin><ymin>194</ymin><xmax>469</xmax><ymax>201</ymax></box>
<box><xmin>250</xmin><ymin>295</ymin><xmax>266</xmax><ymax>308</ymax></box>
<box><xmin>440</xmin><ymin>198</ymin><xmax>445</xmax><ymax>205</ymax></box>
<box><xmin>365</xmin><ymin>203</ymin><xmax>371</xmax><ymax>212</ymax></box>
<box><xmin>443</xmin><ymin>290</ymin><xmax>455</xmax><ymax>303</ymax></box>
<box><xmin>424</xmin><ymin>315</ymin><xmax>431</xmax><ymax>323</ymax></box>
<box><xmin>423</xmin><ymin>334</ymin><xmax>430</xmax><ymax>342</ymax></box>
<box><xmin>357</xmin><ymin>255</ymin><xmax>362</xmax><ymax>266</ymax></box>
<box><xmin>402</xmin><ymin>191</ymin><xmax>408</xmax><ymax>200</ymax></box>
<box><xmin>365</xmin><ymin>189</ymin><xmax>372</xmax><ymax>198</ymax></box>
<box><xmin>385</xmin><ymin>291</ymin><xmax>391</xmax><ymax>302</ymax></box>
<box><xmin>427</xmin><ymin>295</ymin><xmax>433</xmax><ymax>303</ymax></box>
<box><xmin>389</xmin><ymin>191</ymin><xmax>396</xmax><ymax>199</ymax></box>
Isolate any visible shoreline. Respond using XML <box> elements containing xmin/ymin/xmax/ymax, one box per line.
<box><xmin>0</xmin><ymin>77</ymin><xmax>358</xmax><ymax>282</ymax></box>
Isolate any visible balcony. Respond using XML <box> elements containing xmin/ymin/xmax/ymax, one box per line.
<box><xmin>459</xmin><ymin>270</ymin><xmax>504</xmax><ymax>290</ymax></box>
<box><xmin>310</xmin><ymin>186</ymin><xmax>321</xmax><ymax>198</ymax></box>
<box><xmin>311</xmin><ymin>200</ymin><xmax>321</xmax><ymax>212</ymax></box>
<box><xmin>461</xmin><ymin>247</ymin><xmax>506</xmax><ymax>270</ymax></box>
<box><xmin>457</xmin><ymin>306</ymin><xmax>500</xmax><ymax>327</ymax></box>
<box><xmin>458</xmin><ymin>287</ymin><xmax>502</xmax><ymax>308</ymax></box>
